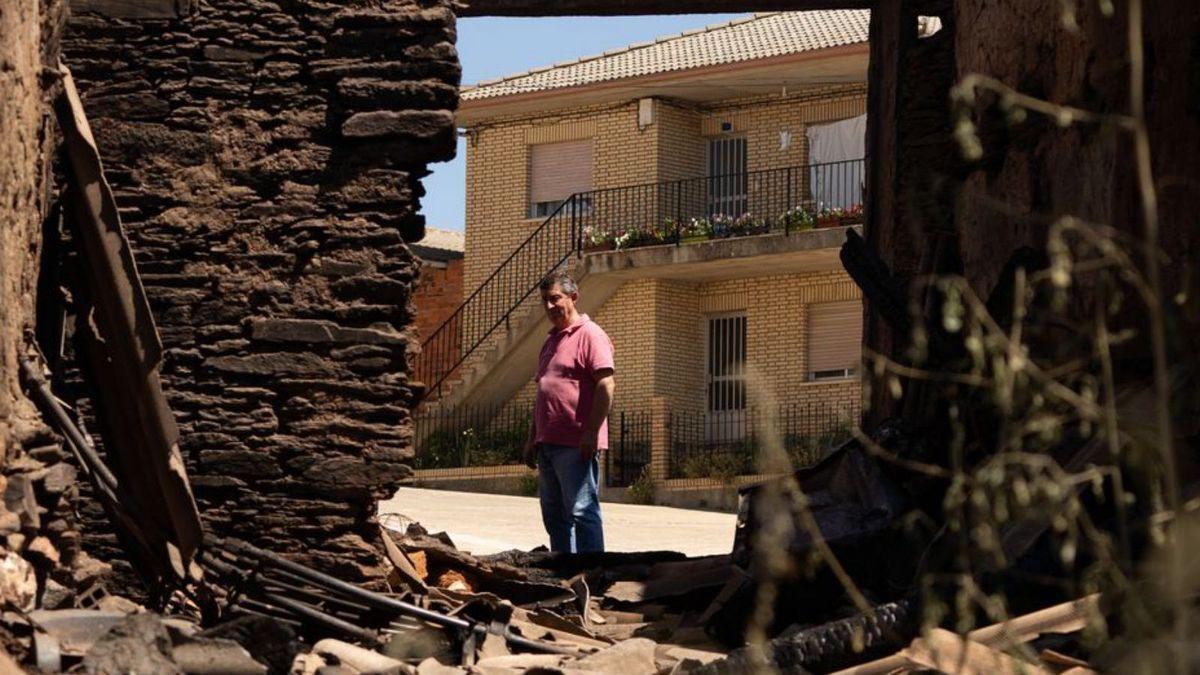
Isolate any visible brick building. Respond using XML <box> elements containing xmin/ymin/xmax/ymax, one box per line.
<box><xmin>415</xmin><ymin>12</ymin><xmax>934</xmax><ymax>500</ymax></box>
<box><xmin>412</xmin><ymin>227</ymin><xmax>466</xmax><ymax>382</ymax></box>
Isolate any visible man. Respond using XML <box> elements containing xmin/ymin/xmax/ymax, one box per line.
<box><xmin>523</xmin><ymin>271</ymin><xmax>615</xmax><ymax>553</ymax></box>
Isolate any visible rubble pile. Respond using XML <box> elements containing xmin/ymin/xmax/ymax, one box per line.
<box><xmin>57</xmin><ymin>0</ymin><xmax>459</xmax><ymax>583</ymax></box>
<box><xmin>0</xmin><ymin>413</ymin><xmax>120</xmax><ymax>619</ymax></box>
<box><xmin>0</xmin><ymin>505</ymin><xmax>1111</xmax><ymax>674</ymax></box>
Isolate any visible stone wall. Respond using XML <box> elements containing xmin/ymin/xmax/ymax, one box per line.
<box><xmin>0</xmin><ymin>0</ymin><xmax>101</xmax><ymax>610</ymax></box>
<box><xmin>1</xmin><ymin>2</ymin><xmax>54</xmax><ymax>451</ymax></box>
<box><xmin>60</xmin><ymin>0</ymin><xmax>458</xmax><ymax>581</ymax></box>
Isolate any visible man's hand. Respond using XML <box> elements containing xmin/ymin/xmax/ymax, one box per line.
<box><xmin>523</xmin><ymin>438</ymin><xmax>538</xmax><ymax>469</ymax></box>
<box><xmin>579</xmin><ymin>433</ymin><xmax>598</xmax><ymax>463</ymax></box>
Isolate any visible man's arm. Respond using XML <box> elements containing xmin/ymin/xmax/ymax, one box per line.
<box><xmin>579</xmin><ymin>368</ymin><xmax>615</xmax><ymax>461</ymax></box>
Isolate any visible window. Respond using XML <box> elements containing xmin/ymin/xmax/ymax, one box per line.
<box><xmin>805</xmin><ymin>114</ymin><xmax>866</xmax><ymax>210</ymax></box>
<box><xmin>528</xmin><ymin>195</ymin><xmax>593</xmax><ymax>219</ymax></box>
<box><xmin>807</xmin><ymin>301</ymin><xmax>863</xmax><ymax>380</ymax></box>
<box><xmin>529</xmin><ymin>139</ymin><xmax>593</xmax><ymax>218</ymax></box>
<box><xmin>706</xmin><ymin>312</ymin><xmax>747</xmax><ymax>442</ymax></box>
<box><xmin>707</xmin><ymin>136</ymin><xmax>747</xmax><ymax>218</ymax></box>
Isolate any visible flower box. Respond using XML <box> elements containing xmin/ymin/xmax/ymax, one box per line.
<box><xmin>680</xmin><ymin>233</ymin><xmax>710</xmax><ymax>245</ymax></box>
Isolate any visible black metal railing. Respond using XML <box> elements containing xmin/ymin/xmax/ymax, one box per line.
<box><xmin>413</xmin><ymin>159</ymin><xmax>865</xmax><ymax>402</ymax></box>
<box><xmin>576</xmin><ymin>158</ymin><xmax>865</xmax><ymax>251</ymax></box>
<box><xmin>668</xmin><ymin>402</ymin><xmax>857</xmax><ymax>480</ymax></box>
<box><xmin>606</xmin><ymin>410</ymin><xmax>651</xmax><ymax>488</ymax></box>
<box><xmin>411</xmin><ymin>401</ymin><xmax>531</xmax><ymax>470</ymax></box>
<box><xmin>412</xmin><ymin>402</ymin><xmax>646</xmax><ymax>480</ymax></box>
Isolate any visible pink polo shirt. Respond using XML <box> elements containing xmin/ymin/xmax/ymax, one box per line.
<box><xmin>534</xmin><ymin>314</ymin><xmax>615</xmax><ymax>449</ymax></box>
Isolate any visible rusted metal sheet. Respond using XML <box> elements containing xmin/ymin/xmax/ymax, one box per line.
<box><xmin>53</xmin><ymin>66</ymin><xmax>203</xmax><ymax>583</ymax></box>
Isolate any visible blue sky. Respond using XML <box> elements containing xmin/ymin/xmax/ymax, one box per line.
<box><xmin>420</xmin><ymin>15</ymin><xmax>746</xmax><ymax>233</ymax></box>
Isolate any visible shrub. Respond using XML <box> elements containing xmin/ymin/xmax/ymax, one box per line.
<box><xmin>413</xmin><ymin>429</ymin><xmax>463</xmax><ymax>469</ymax></box>
<box><xmin>628</xmin><ymin>466</ymin><xmax>655</xmax><ymax>505</ymax></box>
<box><xmin>517</xmin><ymin>472</ymin><xmax>539</xmax><ymax>497</ymax></box>
<box><xmin>414</xmin><ymin>412</ymin><xmax>531</xmax><ymax>469</ymax></box>
<box><xmin>678</xmin><ymin>449</ymin><xmax>747</xmax><ymax>483</ymax></box>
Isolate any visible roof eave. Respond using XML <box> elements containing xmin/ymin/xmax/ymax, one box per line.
<box><xmin>457</xmin><ymin>41</ymin><xmax>869</xmax><ymax>126</ymax></box>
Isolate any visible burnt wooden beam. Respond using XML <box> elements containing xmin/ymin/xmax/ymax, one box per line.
<box><xmin>454</xmin><ymin>0</ymin><xmax>871</xmax><ymax>17</ymax></box>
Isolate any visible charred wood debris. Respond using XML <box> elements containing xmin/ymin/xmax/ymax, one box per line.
<box><xmin>1</xmin><ymin>43</ymin><xmax>1187</xmax><ymax>675</ymax></box>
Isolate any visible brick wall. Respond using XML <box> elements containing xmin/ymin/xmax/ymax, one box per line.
<box><xmin>461</xmin><ymin>84</ymin><xmax>868</xmax><ymax>448</ymax></box>
<box><xmin>699</xmin><ymin>84</ymin><xmax>868</xmax><ymax>172</ymax></box>
<box><xmin>464</xmin><ymin>101</ymin><xmax>655</xmax><ymax>298</ymax></box>
<box><xmin>463</xmin><ymin>84</ymin><xmax>868</xmax><ymax>304</ymax></box>
<box><xmin>413</xmin><ymin>257</ymin><xmax>464</xmax><ymax>383</ymax></box>
<box><xmin>497</xmin><ymin>270</ymin><xmax>862</xmax><ymax>434</ymax></box>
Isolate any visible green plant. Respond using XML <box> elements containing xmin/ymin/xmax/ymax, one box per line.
<box><xmin>679</xmin><ymin>216</ymin><xmax>713</xmax><ymax>239</ymax></box>
<box><xmin>413</xmin><ymin>428</ymin><xmax>463</xmax><ymax>469</ymax></box>
<box><xmin>782</xmin><ymin>422</ymin><xmax>853</xmax><ymax>468</ymax></box>
<box><xmin>517</xmin><ymin>472</ymin><xmax>539</xmax><ymax>497</ymax></box>
<box><xmin>628</xmin><ymin>465</ymin><xmax>655</xmax><ymax>505</ymax></box>
<box><xmin>781</xmin><ymin>206</ymin><xmax>816</xmax><ymax>231</ymax></box>
<box><xmin>678</xmin><ymin>450</ymin><xmax>746</xmax><ymax>483</ymax></box>
<box><xmin>729</xmin><ymin>212</ymin><xmax>768</xmax><ymax>236</ymax></box>
<box><xmin>415</xmin><ymin>412</ymin><xmax>531</xmax><ymax>469</ymax></box>
<box><xmin>710</xmin><ymin>452</ymin><xmax>744</xmax><ymax>484</ymax></box>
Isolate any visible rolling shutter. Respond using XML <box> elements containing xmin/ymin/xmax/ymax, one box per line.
<box><xmin>807</xmin><ymin>301</ymin><xmax>863</xmax><ymax>376</ymax></box>
<box><xmin>529</xmin><ymin>140</ymin><xmax>593</xmax><ymax>204</ymax></box>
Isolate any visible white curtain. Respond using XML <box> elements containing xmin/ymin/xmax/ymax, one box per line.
<box><xmin>805</xmin><ymin>113</ymin><xmax>866</xmax><ymax>210</ymax></box>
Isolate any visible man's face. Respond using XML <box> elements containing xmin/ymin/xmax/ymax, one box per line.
<box><xmin>541</xmin><ymin>283</ymin><xmax>578</xmax><ymax>330</ymax></box>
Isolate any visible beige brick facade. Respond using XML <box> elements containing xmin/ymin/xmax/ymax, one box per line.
<box><xmin>498</xmin><ymin>271</ymin><xmax>862</xmax><ymax>427</ymax></box>
<box><xmin>461</xmin><ymin>84</ymin><xmax>869</xmax><ymax>476</ymax></box>
<box><xmin>463</xmin><ymin>84</ymin><xmax>868</xmax><ymax>299</ymax></box>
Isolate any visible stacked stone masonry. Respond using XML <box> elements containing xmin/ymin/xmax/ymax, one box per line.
<box><xmin>0</xmin><ymin>0</ymin><xmax>111</xmax><ymax>612</ymax></box>
<box><xmin>60</xmin><ymin>0</ymin><xmax>459</xmax><ymax>582</ymax></box>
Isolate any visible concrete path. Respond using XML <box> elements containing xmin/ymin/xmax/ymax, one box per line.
<box><xmin>379</xmin><ymin>487</ymin><xmax>737</xmax><ymax>557</ymax></box>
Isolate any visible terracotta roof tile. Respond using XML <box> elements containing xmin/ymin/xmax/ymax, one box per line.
<box><xmin>412</xmin><ymin>227</ymin><xmax>464</xmax><ymax>256</ymax></box>
<box><xmin>462</xmin><ymin>11</ymin><xmax>871</xmax><ymax>101</ymax></box>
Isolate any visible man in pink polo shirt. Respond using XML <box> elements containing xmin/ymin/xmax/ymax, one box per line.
<box><xmin>522</xmin><ymin>271</ymin><xmax>615</xmax><ymax>553</ymax></box>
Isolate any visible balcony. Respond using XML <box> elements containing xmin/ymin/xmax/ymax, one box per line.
<box><xmin>415</xmin><ymin>158</ymin><xmax>864</xmax><ymax>406</ymax></box>
<box><xmin>573</xmin><ymin>158</ymin><xmax>864</xmax><ymax>254</ymax></box>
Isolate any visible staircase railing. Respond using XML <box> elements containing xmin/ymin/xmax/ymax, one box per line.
<box><xmin>413</xmin><ymin>158</ymin><xmax>865</xmax><ymax>403</ymax></box>
<box><xmin>414</xmin><ymin>194</ymin><xmax>585</xmax><ymax>402</ymax></box>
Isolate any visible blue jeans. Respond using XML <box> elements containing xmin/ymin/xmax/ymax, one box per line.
<box><xmin>538</xmin><ymin>443</ymin><xmax>604</xmax><ymax>553</ymax></box>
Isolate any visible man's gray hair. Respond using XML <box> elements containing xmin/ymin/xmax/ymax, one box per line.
<box><xmin>540</xmin><ymin>271</ymin><xmax>578</xmax><ymax>295</ymax></box>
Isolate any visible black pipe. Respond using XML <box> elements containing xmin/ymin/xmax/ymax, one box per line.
<box><xmin>214</xmin><ymin>535</ymin><xmax>480</xmax><ymax>629</ymax></box>
<box><xmin>210</xmin><ymin>535</ymin><xmax>576</xmax><ymax>655</ymax></box>
<box><xmin>260</xmin><ymin>591</ymin><xmax>382</xmax><ymax>645</ymax></box>
<box><xmin>19</xmin><ymin>357</ymin><xmax>122</xmax><ymax>494</ymax></box>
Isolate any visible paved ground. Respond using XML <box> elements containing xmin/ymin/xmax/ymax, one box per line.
<box><xmin>379</xmin><ymin>487</ymin><xmax>737</xmax><ymax>557</ymax></box>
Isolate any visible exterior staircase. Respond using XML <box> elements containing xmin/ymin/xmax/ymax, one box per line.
<box><xmin>413</xmin><ymin>159</ymin><xmax>865</xmax><ymax>415</ymax></box>
<box><xmin>413</xmin><ymin>193</ymin><xmax>589</xmax><ymax>406</ymax></box>
<box><xmin>422</xmin><ymin>263</ymin><xmax>624</xmax><ymax>412</ymax></box>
